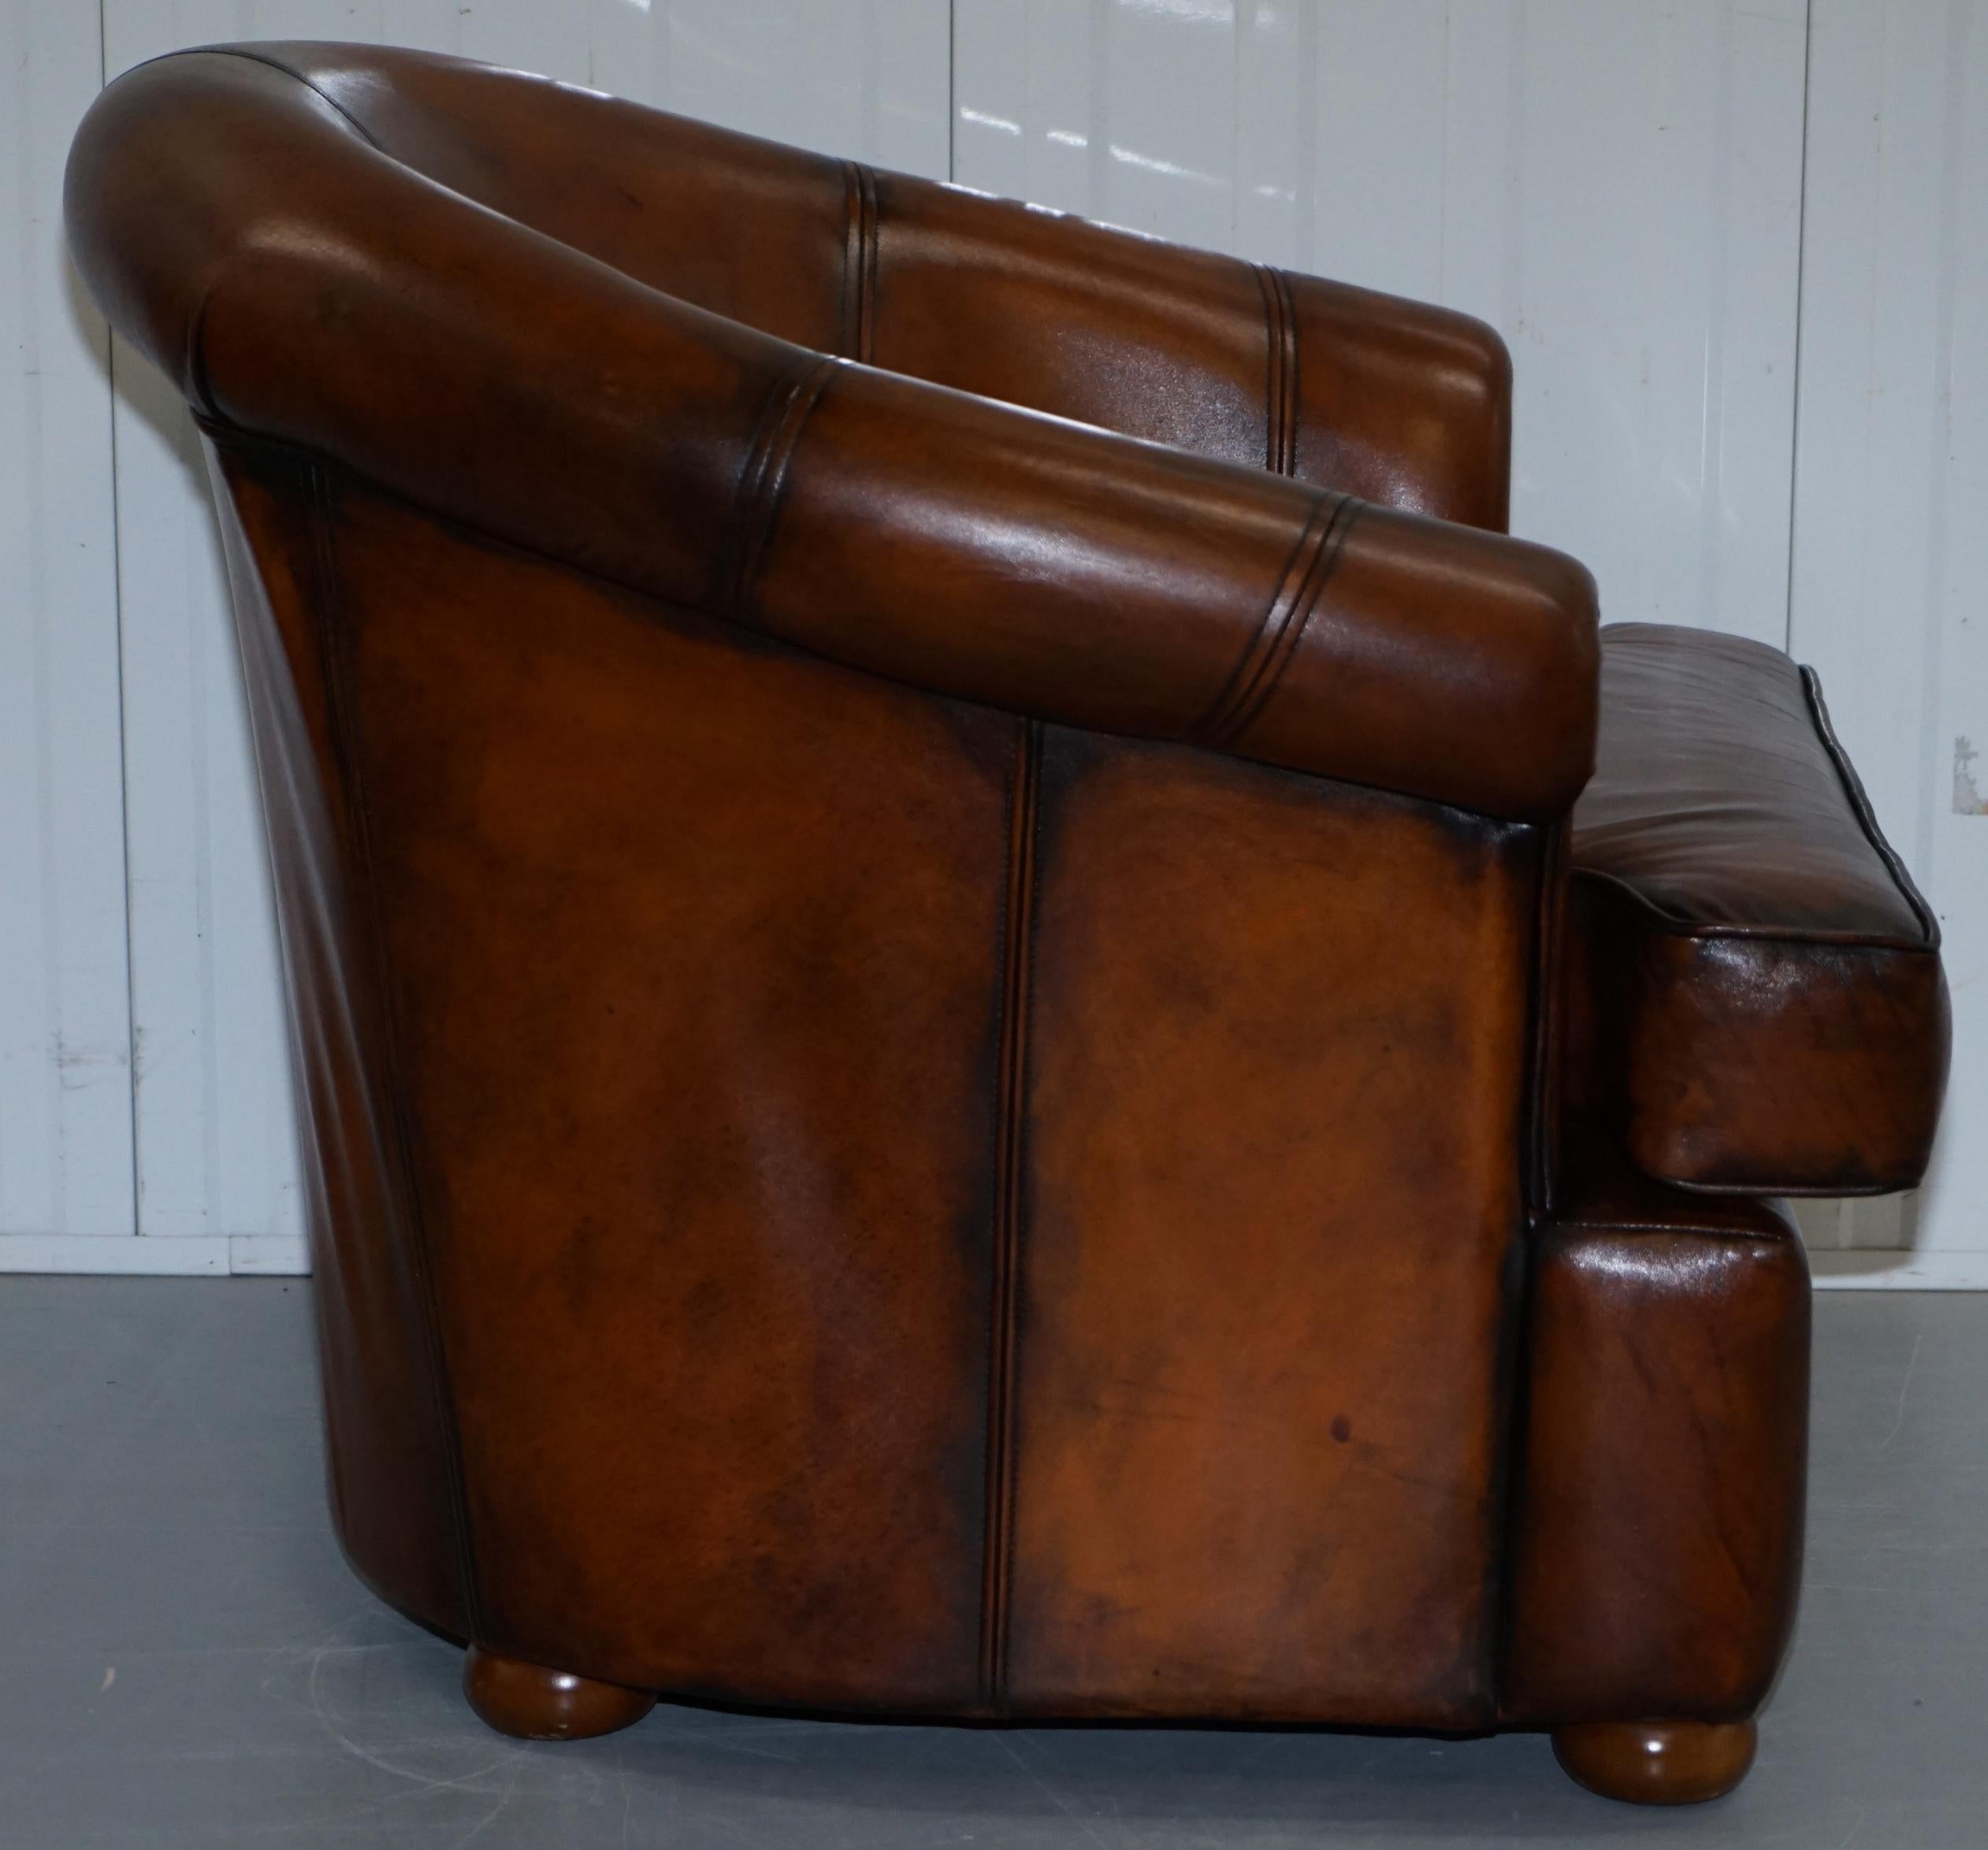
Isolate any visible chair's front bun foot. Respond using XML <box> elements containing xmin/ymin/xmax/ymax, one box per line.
<box><xmin>463</xmin><ymin>1644</ymin><xmax>657</xmax><ymax>1741</ymax></box>
<box><xmin>1551</xmin><ymin>1718</ymin><xmax>1757</xmax><ymax>1804</ymax></box>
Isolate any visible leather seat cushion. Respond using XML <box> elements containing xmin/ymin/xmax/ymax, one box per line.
<box><xmin>1565</xmin><ymin>623</ymin><xmax>1949</xmax><ymax>1194</ymax></box>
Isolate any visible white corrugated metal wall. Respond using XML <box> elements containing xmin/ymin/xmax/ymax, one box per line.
<box><xmin>2</xmin><ymin>0</ymin><xmax>1981</xmax><ymax>1280</ymax></box>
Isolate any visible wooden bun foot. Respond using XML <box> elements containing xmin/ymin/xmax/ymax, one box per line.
<box><xmin>1551</xmin><ymin>1718</ymin><xmax>1756</xmax><ymax>1804</ymax></box>
<box><xmin>463</xmin><ymin>1645</ymin><xmax>656</xmax><ymax>1740</ymax></box>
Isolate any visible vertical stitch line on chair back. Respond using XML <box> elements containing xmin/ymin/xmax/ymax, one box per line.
<box><xmin>980</xmin><ymin>717</ymin><xmax>1042</xmax><ymax>1710</ymax></box>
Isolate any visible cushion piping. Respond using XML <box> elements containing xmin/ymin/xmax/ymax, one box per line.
<box><xmin>1570</xmin><ymin>660</ymin><xmax>1938</xmax><ymax>955</ymax></box>
<box><xmin>1800</xmin><ymin>663</ymin><xmax>1940</xmax><ymax>948</ymax></box>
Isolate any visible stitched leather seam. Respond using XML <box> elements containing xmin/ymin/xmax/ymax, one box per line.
<box><xmin>298</xmin><ymin>455</ymin><xmax>488</xmax><ymax>1642</ymax></box>
<box><xmin>729</xmin><ymin>353</ymin><xmax>841</xmax><ymax>621</ymax></box>
<box><xmin>1186</xmin><ymin>496</ymin><xmax>1331</xmax><ymax>742</ymax></box>
<box><xmin>1190</xmin><ymin>492</ymin><xmax>1357</xmax><ymax>749</ymax></box>
<box><xmin>1524</xmin><ymin>821</ymin><xmax>1568</xmax><ymax>1217</ymax></box>
<box><xmin>1254</xmin><ymin>264</ymin><xmax>1299</xmax><ymax>475</ymax></box>
<box><xmin>841</xmin><ymin>161</ymin><xmax>880</xmax><ymax>363</ymax></box>
<box><xmin>1800</xmin><ymin>665</ymin><xmax>1941</xmax><ymax>948</ymax></box>
<box><xmin>1010</xmin><ymin>756</ymin><xmax>1046</xmax><ymax>1709</ymax></box>
<box><xmin>980</xmin><ymin>717</ymin><xmax>1042</xmax><ymax>1713</ymax></box>
<box><xmin>1570</xmin><ymin>866</ymin><xmax>1940</xmax><ymax>954</ymax></box>
<box><xmin>1235</xmin><ymin>496</ymin><xmax>1361</xmax><ymax>741</ymax></box>
<box><xmin>1490</xmin><ymin>823</ymin><xmax>1562</xmax><ymax>1714</ymax></box>
<box><xmin>1570</xmin><ymin>664</ymin><xmax>1938</xmax><ymax>953</ymax></box>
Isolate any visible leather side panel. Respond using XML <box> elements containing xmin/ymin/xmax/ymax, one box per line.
<box><xmin>1005</xmin><ymin>733</ymin><xmax>1535</xmax><ymax>1726</ymax></box>
<box><xmin>1503</xmin><ymin>1146</ymin><xmax>1810</xmax><ymax>1724</ymax></box>
<box><xmin>207</xmin><ymin>442</ymin><xmax>472</xmax><ymax>1640</ymax></box>
<box><xmin>321</xmin><ymin>482</ymin><xmax>1008</xmax><ymax>1709</ymax></box>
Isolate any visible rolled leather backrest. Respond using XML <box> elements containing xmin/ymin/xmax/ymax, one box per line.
<box><xmin>215</xmin><ymin>41</ymin><xmax>1515</xmax><ymax>527</ymax></box>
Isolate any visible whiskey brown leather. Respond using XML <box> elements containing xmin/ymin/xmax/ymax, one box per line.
<box><xmin>1568</xmin><ymin>624</ymin><xmax>1950</xmax><ymax>1192</ymax></box>
<box><xmin>65</xmin><ymin>45</ymin><xmax>1592</xmax><ymax>823</ymax></box>
<box><xmin>1009</xmin><ymin>737</ymin><xmax>1536</xmax><ymax>1725</ymax></box>
<box><xmin>210</xmin><ymin>448</ymin><xmax>473</xmax><ymax>1641</ymax></box>
<box><xmin>1504</xmin><ymin>1133</ymin><xmax>1810</xmax><ymax>1726</ymax></box>
<box><xmin>147</xmin><ymin>40</ymin><xmax>1516</xmax><ymax>531</ymax></box>
<box><xmin>65</xmin><ymin>39</ymin><xmax>1947</xmax><ymax>1791</ymax></box>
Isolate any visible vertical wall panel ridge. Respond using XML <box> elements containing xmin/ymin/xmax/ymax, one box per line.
<box><xmin>0</xmin><ymin>0</ymin><xmax>135</xmax><ymax>1245</ymax></box>
<box><xmin>1788</xmin><ymin>0</ymin><xmax>1988</xmax><ymax>1265</ymax></box>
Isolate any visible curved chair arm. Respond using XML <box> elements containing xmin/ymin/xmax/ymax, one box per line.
<box><xmin>68</xmin><ymin>47</ymin><xmax>1597</xmax><ymax>820</ymax></box>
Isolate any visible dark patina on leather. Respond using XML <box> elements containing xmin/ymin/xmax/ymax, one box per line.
<box><xmin>1568</xmin><ymin>623</ymin><xmax>1949</xmax><ymax>1193</ymax></box>
<box><xmin>64</xmin><ymin>39</ymin><xmax>1947</xmax><ymax>1802</ymax></box>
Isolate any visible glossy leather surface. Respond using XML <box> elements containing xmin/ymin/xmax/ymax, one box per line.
<box><xmin>1569</xmin><ymin>623</ymin><xmax>1950</xmax><ymax>1191</ymax></box>
<box><xmin>208</xmin><ymin>41</ymin><xmax>1514</xmax><ymax>532</ymax></box>
<box><xmin>61</xmin><ymin>38</ymin><xmax>1945</xmax><ymax>1800</ymax></box>
<box><xmin>1008</xmin><ymin>735</ymin><xmax>1535</xmax><ymax>1726</ymax></box>
<box><xmin>1506</xmin><ymin>1135</ymin><xmax>1810</xmax><ymax>1728</ymax></box>
<box><xmin>65</xmin><ymin>46</ymin><xmax>1593</xmax><ymax>823</ymax></box>
<box><xmin>210</xmin><ymin>444</ymin><xmax>472</xmax><ymax>1644</ymax></box>
<box><xmin>327</xmin><ymin>480</ymin><xmax>1003</xmax><ymax>1710</ymax></box>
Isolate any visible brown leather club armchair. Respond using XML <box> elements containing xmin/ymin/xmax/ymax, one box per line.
<box><xmin>67</xmin><ymin>43</ymin><xmax>1950</xmax><ymax>1809</ymax></box>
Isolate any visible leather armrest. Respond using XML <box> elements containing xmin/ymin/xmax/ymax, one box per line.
<box><xmin>756</xmin><ymin>366</ymin><xmax>1592</xmax><ymax>816</ymax></box>
<box><xmin>69</xmin><ymin>47</ymin><xmax>1596</xmax><ymax>820</ymax></box>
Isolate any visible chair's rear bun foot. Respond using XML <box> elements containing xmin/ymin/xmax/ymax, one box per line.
<box><xmin>1551</xmin><ymin>1718</ymin><xmax>1757</xmax><ymax>1804</ymax></box>
<box><xmin>463</xmin><ymin>1644</ymin><xmax>657</xmax><ymax>1740</ymax></box>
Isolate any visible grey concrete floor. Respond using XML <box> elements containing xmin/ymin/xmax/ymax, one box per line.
<box><xmin>0</xmin><ymin>1278</ymin><xmax>1981</xmax><ymax>1848</ymax></box>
